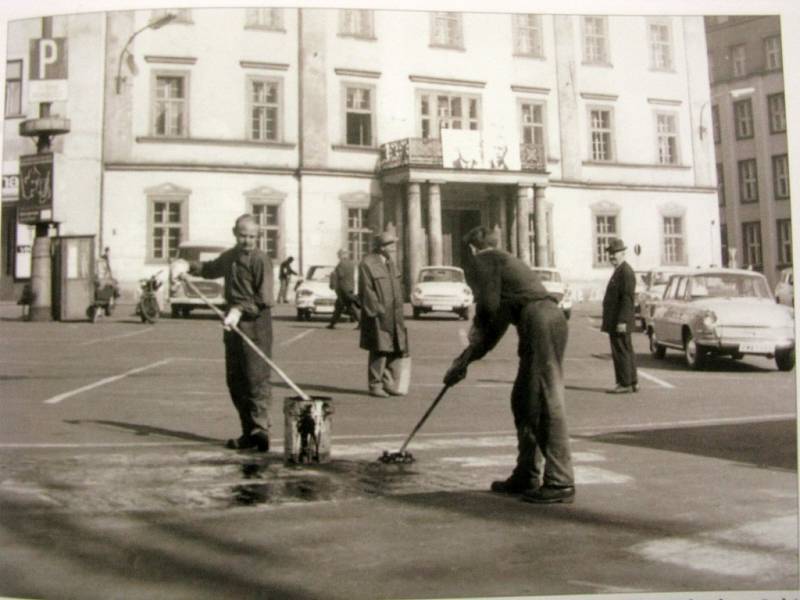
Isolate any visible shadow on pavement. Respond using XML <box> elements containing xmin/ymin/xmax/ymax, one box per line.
<box><xmin>64</xmin><ymin>419</ymin><xmax>221</xmax><ymax>443</ymax></box>
<box><xmin>582</xmin><ymin>419</ymin><xmax>797</xmax><ymax>471</ymax></box>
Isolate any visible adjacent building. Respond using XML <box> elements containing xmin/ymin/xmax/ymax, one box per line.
<box><xmin>2</xmin><ymin>8</ymin><xmax>720</xmax><ymax>303</ymax></box>
<box><xmin>706</xmin><ymin>15</ymin><xmax>790</xmax><ymax>287</ymax></box>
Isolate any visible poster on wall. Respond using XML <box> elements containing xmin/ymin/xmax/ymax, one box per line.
<box><xmin>15</xmin><ymin>222</ymin><xmax>33</xmax><ymax>279</ymax></box>
<box><xmin>441</xmin><ymin>129</ymin><xmax>520</xmax><ymax>171</ymax></box>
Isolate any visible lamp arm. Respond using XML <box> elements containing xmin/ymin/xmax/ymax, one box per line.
<box><xmin>115</xmin><ymin>21</ymin><xmax>161</xmax><ymax>93</ymax></box>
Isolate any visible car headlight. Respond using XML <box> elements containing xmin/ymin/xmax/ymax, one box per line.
<box><xmin>413</xmin><ymin>286</ymin><xmax>423</xmax><ymax>297</ymax></box>
<box><xmin>700</xmin><ymin>310</ymin><xmax>717</xmax><ymax>332</ymax></box>
<box><xmin>462</xmin><ymin>286</ymin><xmax>472</xmax><ymax>297</ymax></box>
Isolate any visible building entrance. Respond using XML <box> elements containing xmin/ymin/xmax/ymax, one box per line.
<box><xmin>442</xmin><ymin>209</ymin><xmax>481</xmax><ymax>268</ymax></box>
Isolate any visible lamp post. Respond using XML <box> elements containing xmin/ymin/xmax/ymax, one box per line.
<box><xmin>115</xmin><ymin>13</ymin><xmax>176</xmax><ymax>94</ymax></box>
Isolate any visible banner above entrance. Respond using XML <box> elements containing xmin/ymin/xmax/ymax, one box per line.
<box><xmin>441</xmin><ymin>130</ymin><xmax>521</xmax><ymax>171</ymax></box>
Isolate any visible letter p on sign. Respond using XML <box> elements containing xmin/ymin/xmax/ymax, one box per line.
<box><xmin>29</xmin><ymin>38</ymin><xmax>68</xmax><ymax>80</ymax></box>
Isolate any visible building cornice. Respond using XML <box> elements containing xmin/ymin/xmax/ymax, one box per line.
<box><xmin>511</xmin><ymin>85</ymin><xmax>550</xmax><ymax>95</ymax></box>
<box><xmin>144</xmin><ymin>56</ymin><xmax>197</xmax><ymax>65</ymax></box>
<box><xmin>105</xmin><ymin>162</ymin><xmax>297</xmax><ymax>176</ymax></box>
<box><xmin>550</xmin><ymin>178</ymin><xmax>716</xmax><ymax>194</ymax></box>
<box><xmin>408</xmin><ymin>75</ymin><xmax>486</xmax><ymax>89</ymax></box>
<box><xmin>334</xmin><ymin>68</ymin><xmax>381</xmax><ymax>79</ymax></box>
<box><xmin>582</xmin><ymin>160</ymin><xmax>691</xmax><ymax>170</ymax></box>
<box><xmin>239</xmin><ymin>61</ymin><xmax>290</xmax><ymax>71</ymax></box>
<box><xmin>135</xmin><ymin>136</ymin><xmax>296</xmax><ymax>149</ymax></box>
<box><xmin>580</xmin><ymin>92</ymin><xmax>619</xmax><ymax>102</ymax></box>
<box><xmin>647</xmin><ymin>98</ymin><xmax>682</xmax><ymax>106</ymax></box>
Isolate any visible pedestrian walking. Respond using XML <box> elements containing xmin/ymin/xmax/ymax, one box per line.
<box><xmin>443</xmin><ymin>226</ymin><xmax>575</xmax><ymax>504</ymax></box>
<box><xmin>601</xmin><ymin>237</ymin><xmax>639</xmax><ymax>394</ymax></box>
<box><xmin>327</xmin><ymin>249</ymin><xmax>361</xmax><ymax>329</ymax></box>
<box><xmin>277</xmin><ymin>256</ymin><xmax>297</xmax><ymax>303</ymax></box>
<box><xmin>171</xmin><ymin>214</ymin><xmax>274</xmax><ymax>451</ymax></box>
<box><xmin>358</xmin><ymin>232</ymin><xmax>409</xmax><ymax>397</ymax></box>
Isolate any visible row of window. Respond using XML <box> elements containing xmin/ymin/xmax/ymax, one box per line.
<box><xmin>594</xmin><ymin>212</ymin><xmax>687</xmax><ymax>267</ymax></box>
<box><xmin>708</xmin><ymin>35</ymin><xmax>782</xmax><ymax>83</ymax></box>
<box><xmin>151</xmin><ymin>9</ymin><xmax>679</xmax><ymax>68</ymax></box>
<box><xmin>720</xmin><ymin>219</ymin><xmax>793</xmax><ymax>270</ymax></box>
<box><xmin>710</xmin><ymin>93</ymin><xmax>786</xmax><ymax>144</ymax></box>
<box><xmin>716</xmin><ymin>154</ymin><xmax>790</xmax><ymax>206</ymax></box>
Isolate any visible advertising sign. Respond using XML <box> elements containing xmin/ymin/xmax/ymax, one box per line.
<box><xmin>18</xmin><ymin>153</ymin><xmax>54</xmax><ymax>224</ymax></box>
<box><xmin>28</xmin><ymin>38</ymin><xmax>69</xmax><ymax>102</ymax></box>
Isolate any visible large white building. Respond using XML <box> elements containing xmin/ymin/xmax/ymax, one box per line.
<box><xmin>2</xmin><ymin>8</ymin><xmax>719</xmax><ymax>303</ymax></box>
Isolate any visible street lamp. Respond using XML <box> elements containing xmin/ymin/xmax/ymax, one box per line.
<box><xmin>115</xmin><ymin>13</ymin><xmax>176</xmax><ymax>94</ymax></box>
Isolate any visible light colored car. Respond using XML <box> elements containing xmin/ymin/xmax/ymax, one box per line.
<box><xmin>638</xmin><ymin>267</ymin><xmax>692</xmax><ymax>330</ymax></box>
<box><xmin>168</xmin><ymin>241</ymin><xmax>228</xmax><ymax>318</ymax></box>
<box><xmin>530</xmin><ymin>267</ymin><xmax>572</xmax><ymax>319</ymax></box>
<box><xmin>411</xmin><ymin>266</ymin><xmax>473</xmax><ymax>320</ymax></box>
<box><xmin>775</xmin><ymin>267</ymin><xmax>793</xmax><ymax>307</ymax></box>
<box><xmin>295</xmin><ymin>265</ymin><xmax>337</xmax><ymax>321</ymax></box>
<box><xmin>647</xmin><ymin>268</ymin><xmax>795</xmax><ymax>371</ymax></box>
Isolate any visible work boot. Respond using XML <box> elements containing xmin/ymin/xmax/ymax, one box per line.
<box><xmin>225</xmin><ymin>435</ymin><xmax>256</xmax><ymax>450</ymax></box>
<box><xmin>326</xmin><ymin>324</ymin><xmax>335</xmax><ymax>329</ymax></box>
<box><xmin>490</xmin><ymin>476</ymin><xmax>537</xmax><ymax>495</ymax></box>
<box><xmin>251</xmin><ymin>431</ymin><xmax>270</xmax><ymax>453</ymax></box>
<box><xmin>606</xmin><ymin>385</ymin><xmax>634</xmax><ymax>394</ymax></box>
<box><xmin>369</xmin><ymin>388</ymin><xmax>389</xmax><ymax>398</ymax></box>
<box><xmin>521</xmin><ymin>485</ymin><xmax>575</xmax><ymax>504</ymax></box>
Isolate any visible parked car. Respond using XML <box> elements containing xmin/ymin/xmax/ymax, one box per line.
<box><xmin>775</xmin><ymin>267</ymin><xmax>794</xmax><ymax>307</ymax></box>
<box><xmin>646</xmin><ymin>268</ymin><xmax>795</xmax><ymax>371</ymax></box>
<box><xmin>295</xmin><ymin>265</ymin><xmax>337</xmax><ymax>321</ymax></box>
<box><xmin>411</xmin><ymin>266</ymin><xmax>473</xmax><ymax>319</ymax></box>
<box><xmin>168</xmin><ymin>241</ymin><xmax>228</xmax><ymax>318</ymax></box>
<box><xmin>637</xmin><ymin>267</ymin><xmax>692</xmax><ymax>330</ymax></box>
<box><xmin>530</xmin><ymin>267</ymin><xmax>573</xmax><ymax>319</ymax></box>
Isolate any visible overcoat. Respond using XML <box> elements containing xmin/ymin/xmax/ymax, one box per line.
<box><xmin>601</xmin><ymin>260</ymin><xmax>636</xmax><ymax>333</ymax></box>
<box><xmin>358</xmin><ymin>251</ymin><xmax>408</xmax><ymax>353</ymax></box>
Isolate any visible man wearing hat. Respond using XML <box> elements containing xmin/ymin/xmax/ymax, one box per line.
<box><xmin>601</xmin><ymin>237</ymin><xmax>638</xmax><ymax>393</ymax></box>
<box><xmin>358</xmin><ymin>232</ymin><xmax>409</xmax><ymax>397</ymax></box>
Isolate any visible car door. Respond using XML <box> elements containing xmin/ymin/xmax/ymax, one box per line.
<box><xmin>661</xmin><ymin>276</ymin><xmax>688</xmax><ymax>345</ymax></box>
<box><xmin>652</xmin><ymin>275</ymin><xmax>677</xmax><ymax>342</ymax></box>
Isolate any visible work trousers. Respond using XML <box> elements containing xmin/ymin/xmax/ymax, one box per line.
<box><xmin>510</xmin><ymin>299</ymin><xmax>574</xmax><ymax>488</ymax></box>
<box><xmin>277</xmin><ymin>279</ymin><xmax>290</xmax><ymax>303</ymax></box>
<box><xmin>329</xmin><ymin>290</ymin><xmax>361</xmax><ymax>327</ymax></box>
<box><xmin>609</xmin><ymin>332</ymin><xmax>638</xmax><ymax>387</ymax></box>
<box><xmin>368</xmin><ymin>350</ymin><xmax>406</xmax><ymax>395</ymax></box>
<box><xmin>224</xmin><ymin>308</ymin><xmax>273</xmax><ymax>436</ymax></box>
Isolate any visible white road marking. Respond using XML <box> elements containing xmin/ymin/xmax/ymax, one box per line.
<box><xmin>636</xmin><ymin>368</ymin><xmax>675</xmax><ymax>389</ymax></box>
<box><xmin>568</xmin><ymin>580</ymin><xmax>648</xmax><ymax>594</ymax></box>
<box><xmin>440</xmin><ymin>451</ymin><xmax>606</xmax><ymax>468</ymax></box>
<box><xmin>78</xmin><ymin>328</ymin><xmax>151</xmax><ymax>346</ymax></box>
<box><xmin>458</xmin><ymin>328</ymin><xmax>469</xmax><ymax>347</ymax></box>
<box><xmin>279</xmin><ymin>328</ymin><xmax>314</xmax><ymax>347</ymax></box>
<box><xmin>42</xmin><ymin>358</ymin><xmax>174</xmax><ymax>405</ymax></box>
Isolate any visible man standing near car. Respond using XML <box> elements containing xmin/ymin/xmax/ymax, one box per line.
<box><xmin>327</xmin><ymin>249</ymin><xmax>361</xmax><ymax>329</ymax></box>
<box><xmin>443</xmin><ymin>226</ymin><xmax>575</xmax><ymax>504</ymax></box>
<box><xmin>358</xmin><ymin>232</ymin><xmax>408</xmax><ymax>397</ymax></box>
<box><xmin>277</xmin><ymin>256</ymin><xmax>297</xmax><ymax>304</ymax></box>
<box><xmin>601</xmin><ymin>237</ymin><xmax>638</xmax><ymax>394</ymax></box>
<box><xmin>171</xmin><ymin>214</ymin><xmax>273</xmax><ymax>451</ymax></box>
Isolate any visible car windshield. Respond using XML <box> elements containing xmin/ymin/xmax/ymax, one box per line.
<box><xmin>306</xmin><ymin>266</ymin><xmax>334</xmax><ymax>281</ymax></box>
<box><xmin>650</xmin><ymin>271</ymin><xmax>675</xmax><ymax>286</ymax></box>
<box><xmin>532</xmin><ymin>270</ymin><xmax>560</xmax><ymax>282</ymax></box>
<box><xmin>418</xmin><ymin>269</ymin><xmax>464</xmax><ymax>283</ymax></box>
<box><xmin>688</xmin><ymin>274</ymin><xmax>772</xmax><ymax>300</ymax></box>
<box><xmin>178</xmin><ymin>246</ymin><xmax>226</xmax><ymax>261</ymax></box>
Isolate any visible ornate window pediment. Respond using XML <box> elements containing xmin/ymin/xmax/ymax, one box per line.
<box><xmin>144</xmin><ymin>182</ymin><xmax>191</xmax><ymax>196</ymax></box>
<box><xmin>244</xmin><ymin>185</ymin><xmax>287</xmax><ymax>200</ymax></box>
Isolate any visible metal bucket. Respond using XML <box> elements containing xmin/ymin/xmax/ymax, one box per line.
<box><xmin>283</xmin><ymin>396</ymin><xmax>334</xmax><ymax>464</ymax></box>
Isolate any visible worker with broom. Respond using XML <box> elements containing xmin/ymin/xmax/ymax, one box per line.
<box><xmin>443</xmin><ymin>226</ymin><xmax>576</xmax><ymax>504</ymax></box>
<box><xmin>170</xmin><ymin>214</ymin><xmax>273</xmax><ymax>452</ymax></box>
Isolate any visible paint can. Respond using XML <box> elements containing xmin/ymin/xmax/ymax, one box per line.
<box><xmin>283</xmin><ymin>396</ymin><xmax>334</xmax><ymax>464</ymax></box>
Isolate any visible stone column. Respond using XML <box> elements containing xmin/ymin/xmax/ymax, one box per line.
<box><xmin>427</xmin><ymin>181</ymin><xmax>444</xmax><ymax>266</ymax></box>
<box><xmin>507</xmin><ymin>188</ymin><xmax>517</xmax><ymax>256</ymax></box>
<box><xmin>393</xmin><ymin>186</ymin><xmax>404</xmax><ymax>276</ymax></box>
<box><xmin>517</xmin><ymin>185</ymin><xmax>532</xmax><ymax>264</ymax></box>
<box><xmin>407</xmin><ymin>181</ymin><xmax>423</xmax><ymax>284</ymax></box>
<box><xmin>497</xmin><ymin>192</ymin><xmax>508</xmax><ymax>252</ymax></box>
<box><xmin>534</xmin><ymin>185</ymin><xmax>548</xmax><ymax>267</ymax></box>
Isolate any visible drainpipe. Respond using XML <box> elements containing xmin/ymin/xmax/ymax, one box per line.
<box><xmin>296</xmin><ymin>8</ymin><xmax>304</xmax><ymax>276</ymax></box>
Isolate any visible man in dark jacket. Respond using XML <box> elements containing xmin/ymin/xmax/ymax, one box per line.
<box><xmin>171</xmin><ymin>214</ymin><xmax>273</xmax><ymax>451</ymax></box>
<box><xmin>358</xmin><ymin>232</ymin><xmax>408</xmax><ymax>397</ymax></box>
<box><xmin>277</xmin><ymin>256</ymin><xmax>297</xmax><ymax>303</ymax></box>
<box><xmin>327</xmin><ymin>249</ymin><xmax>361</xmax><ymax>329</ymax></box>
<box><xmin>601</xmin><ymin>237</ymin><xmax>638</xmax><ymax>393</ymax></box>
<box><xmin>444</xmin><ymin>226</ymin><xmax>575</xmax><ymax>504</ymax></box>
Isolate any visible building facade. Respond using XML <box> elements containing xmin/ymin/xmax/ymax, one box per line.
<box><xmin>706</xmin><ymin>16</ymin><xmax>790</xmax><ymax>287</ymax></box>
<box><xmin>2</xmin><ymin>9</ymin><xmax>720</xmax><ymax>303</ymax></box>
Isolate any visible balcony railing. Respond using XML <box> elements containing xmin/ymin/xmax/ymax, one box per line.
<box><xmin>379</xmin><ymin>138</ymin><xmax>546</xmax><ymax>172</ymax></box>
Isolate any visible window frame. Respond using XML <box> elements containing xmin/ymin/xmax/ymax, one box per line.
<box><xmin>776</xmin><ymin>218</ymin><xmax>792</xmax><ymax>266</ymax></box>
<box><xmin>741</xmin><ymin>221</ymin><xmax>763</xmax><ymax>270</ymax></box>
<box><xmin>342</xmin><ymin>82</ymin><xmax>376</xmax><ymax>147</ymax></box>
<box><xmin>661</xmin><ymin>214</ymin><xmax>687</xmax><ymax>266</ymax></box>
<box><xmin>733</xmin><ymin>98</ymin><xmax>754</xmax><ymax>140</ymax></box>
<box><xmin>147</xmin><ymin>195</ymin><xmax>188</xmax><ymax>264</ymax></box>
<box><xmin>341</xmin><ymin>199</ymin><xmax>372</xmax><ymax>263</ymax></box>
<box><xmin>512</xmin><ymin>14</ymin><xmax>544</xmax><ymax>58</ymax></box>
<box><xmin>245</xmin><ymin>8</ymin><xmax>284</xmax><ymax>31</ymax></box>
<box><xmin>717</xmin><ymin>163</ymin><xmax>725</xmax><ymax>206</ymax></box>
<box><xmin>248</xmin><ymin>199</ymin><xmax>285</xmax><ymax>261</ymax></box>
<box><xmin>647</xmin><ymin>17</ymin><xmax>674</xmax><ymax>71</ymax></box>
<box><xmin>587</xmin><ymin>105</ymin><xmax>615</xmax><ymax>162</ymax></box>
<box><xmin>151</xmin><ymin>69</ymin><xmax>190</xmax><ymax>138</ymax></box>
<box><xmin>591</xmin><ymin>205</ymin><xmax>620</xmax><ymax>267</ymax></box>
<box><xmin>339</xmin><ymin>9</ymin><xmax>375</xmax><ymax>40</ymax></box>
<box><xmin>768</xmin><ymin>93</ymin><xmax>786</xmax><ymax>134</ymax></box>
<box><xmin>430</xmin><ymin>12</ymin><xmax>464</xmax><ymax>50</ymax></box>
<box><xmin>772</xmin><ymin>154</ymin><xmax>790</xmax><ymax>200</ymax></box>
<box><xmin>738</xmin><ymin>158</ymin><xmax>759</xmax><ymax>204</ymax></box>
<box><xmin>417</xmin><ymin>89</ymin><xmax>482</xmax><ymax>139</ymax></box>
<box><xmin>654</xmin><ymin>111</ymin><xmax>680</xmax><ymax>165</ymax></box>
<box><xmin>246</xmin><ymin>75</ymin><xmax>283</xmax><ymax>142</ymax></box>
<box><xmin>720</xmin><ymin>223</ymin><xmax>729</xmax><ymax>267</ymax></box>
<box><xmin>731</xmin><ymin>43</ymin><xmax>747</xmax><ymax>77</ymax></box>
<box><xmin>764</xmin><ymin>35</ymin><xmax>782</xmax><ymax>71</ymax></box>
<box><xmin>5</xmin><ymin>59</ymin><xmax>22</xmax><ymax>117</ymax></box>
<box><xmin>582</xmin><ymin>16</ymin><xmax>610</xmax><ymax>65</ymax></box>
<box><xmin>519</xmin><ymin>98</ymin><xmax>547</xmax><ymax>161</ymax></box>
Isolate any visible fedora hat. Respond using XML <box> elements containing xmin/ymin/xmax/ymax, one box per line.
<box><xmin>374</xmin><ymin>231</ymin><xmax>398</xmax><ymax>246</ymax></box>
<box><xmin>605</xmin><ymin>238</ymin><xmax>627</xmax><ymax>253</ymax></box>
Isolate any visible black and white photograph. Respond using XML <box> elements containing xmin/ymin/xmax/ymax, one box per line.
<box><xmin>0</xmin><ymin>0</ymin><xmax>798</xmax><ymax>598</ymax></box>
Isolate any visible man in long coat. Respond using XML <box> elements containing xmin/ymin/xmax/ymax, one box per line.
<box><xmin>601</xmin><ymin>237</ymin><xmax>638</xmax><ymax>393</ymax></box>
<box><xmin>327</xmin><ymin>249</ymin><xmax>361</xmax><ymax>329</ymax></box>
<box><xmin>358</xmin><ymin>232</ymin><xmax>408</xmax><ymax>397</ymax></box>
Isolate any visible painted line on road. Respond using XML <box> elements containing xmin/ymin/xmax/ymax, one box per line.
<box><xmin>78</xmin><ymin>328</ymin><xmax>151</xmax><ymax>347</ymax></box>
<box><xmin>637</xmin><ymin>368</ymin><xmax>675</xmax><ymax>389</ymax></box>
<box><xmin>279</xmin><ymin>328</ymin><xmax>315</xmax><ymax>347</ymax></box>
<box><xmin>43</xmin><ymin>358</ymin><xmax>175</xmax><ymax>405</ymax></box>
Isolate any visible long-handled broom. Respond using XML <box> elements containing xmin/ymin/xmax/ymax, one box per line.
<box><xmin>378</xmin><ymin>384</ymin><xmax>451</xmax><ymax>464</ymax></box>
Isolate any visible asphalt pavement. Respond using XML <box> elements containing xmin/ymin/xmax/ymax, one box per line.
<box><xmin>0</xmin><ymin>301</ymin><xmax>797</xmax><ymax>600</ymax></box>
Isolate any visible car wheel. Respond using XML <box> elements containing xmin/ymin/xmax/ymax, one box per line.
<box><xmin>304</xmin><ymin>311</ymin><xmax>313</xmax><ymax>322</ymax></box>
<box><xmin>683</xmin><ymin>330</ymin><xmax>706</xmax><ymax>370</ymax></box>
<box><xmin>649</xmin><ymin>330</ymin><xmax>666</xmax><ymax>359</ymax></box>
<box><xmin>563</xmin><ymin>309</ymin><xmax>571</xmax><ymax>321</ymax></box>
<box><xmin>775</xmin><ymin>348</ymin><xmax>795</xmax><ymax>371</ymax></box>
<box><xmin>181</xmin><ymin>307</ymin><xmax>191</xmax><ymax>318</ymax></box>
<box><xmin>171</xmin><ymin>305</ymin><xmax>182</xmax><ymax>319</ymax></box>
<box><xmin>296</xmin><ymin>310</ymin><xmax>304</xmax><ymax>322</ymax></box>
<box><xmin>413</xmin><ymin>307</ymin><xmax>421</xmax><ymax>319</ymax></box>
